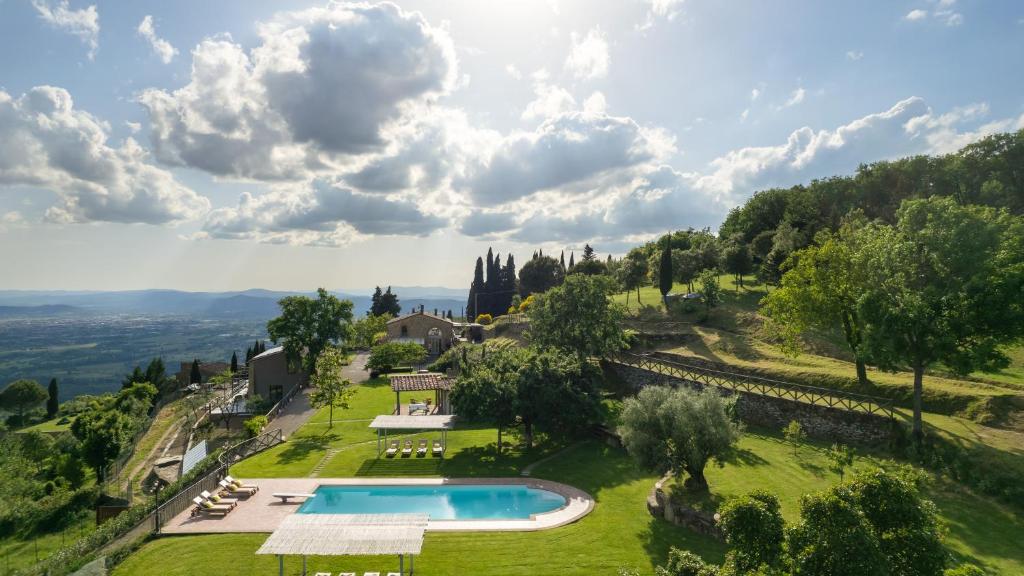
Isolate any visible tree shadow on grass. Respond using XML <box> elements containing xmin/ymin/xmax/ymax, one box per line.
<box><xmin>719</xmin><ymin>446</ymin><xmax>768</xmax><ymax>467</ymax></box>
<box><xmin>275</xmin><ymin>431</ymin><xmax>340</xmax><ymax>465</ymax></box>
<box><xmin>355</xmin><ymin>457</ymin><xmax>441</xmax><ymax>477</ymax></box>
<box><xmin>640</xmin><ymin>513</ymin><xmax>727</xmax><ymax>571</ymax></box>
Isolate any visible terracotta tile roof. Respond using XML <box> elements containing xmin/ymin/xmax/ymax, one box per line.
<box><xmin>389</xmin><ymin>373</ymin><xmax>454</xmax><ymax>392</ymax></box>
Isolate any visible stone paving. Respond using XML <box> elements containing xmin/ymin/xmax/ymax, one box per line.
<box><xmin>160</xmin><ymin>477</ymin><xmax>594</xmax><ymax>534</ymax></box>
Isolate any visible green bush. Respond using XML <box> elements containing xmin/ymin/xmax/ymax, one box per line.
<box><xmin>244</xmin><ymin>415</ymin><xmax>268</xmax><ymax>438</ymax></box>
<box><xmin>475</xmin><ymin>313</ymin><xmax>493</xmax><ymax>325</ymax></box>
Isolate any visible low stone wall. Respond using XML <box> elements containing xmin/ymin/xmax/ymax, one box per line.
<box><xmin>647</xmin><ymin>476</ymin><xmax>723</xmax><ymax>540</ymax></box>
<box><xmin>607</xmin><ymin>363</ymin><xmax>896</xmax><ymax>447</ymax></box>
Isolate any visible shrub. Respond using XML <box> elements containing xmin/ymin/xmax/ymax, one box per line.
<box><xmin>783</xmin><ymin>420</ymin><xmax>806</xmax><ymax>453</ymax></box>
<box><xmin>475</xmin><ymin>313</ymin><xmax>493</xmax><ymax>325</ymax></box>
<box><xmin>656</xmin><ymin>548</ymin><xmax>718</xmax><ymax>576</ymax></box>
<box><xmin>944</xmin><ymin>565</ymin><xmax>985</xmax><ymax>576</ymax></box>
<box><xmin>718</xmin><ymin>490</ymin><xmax>785</xmax><ymax>573</ymax></box>
<box><xmin>244</xmin><ymin>415</ymin><xmax>268</xmax><ymax>438</ymax></box>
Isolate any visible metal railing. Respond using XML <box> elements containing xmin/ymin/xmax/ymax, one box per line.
<box><xmin>264</xmin><ymin>383</ymin><xmax>302</xmax><ymax>422</ymax></box>
<box><xmin>219</xmin><ymin>427</ymin><xmax>285</xmax><ymax>469</ymax></box>
<box><xmin>153</xmin><ymin>427</ymin><xmax>284</xmax><ymax>531</ymax></box>
<box><xmin>153</xmin><ymin>464</ymin><xmax>225</xmax><ymax>532</ymax></box>
<box><xmin>607</xmin><ymin>351</ymin><xmax>896</xmax><ymax>419</ymax></box>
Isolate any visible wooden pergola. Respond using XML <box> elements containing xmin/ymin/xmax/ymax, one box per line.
<box><xmin>256</xmin><ymin>513</ymin><xmax>428</xmax><ymax>575</ymax></box>
<box><xmin>390</xmin><ymin>373</ymin><xmax>454</xmax><ymax>415</ymax></box>
<box><xmin>369</xmin><ymin>414</ymin><xmax>456</xmax><ymax>458</ymax></box>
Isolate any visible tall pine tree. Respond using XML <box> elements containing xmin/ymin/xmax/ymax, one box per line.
<box><xmin>46</xmin><ymin>378</ymin><xmax>59</xmax><ymax>419</ymax></box>
<box><xmin>659</xmin><ymin>239</ymin><xmax>674</xmax><ymax>305</ymax></box>
<box><xmin>190</xmin><ymin>359</ymin><xmax>202</xmax><ymax>384</ymax></box>
<box><xmin>230</xmin><ymin>352</ymin><xmax>238</xmax><ymax>373</ymax></box>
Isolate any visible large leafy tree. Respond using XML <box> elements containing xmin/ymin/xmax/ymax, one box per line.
<box><xmin>787</xmin><ymin>491</ymin><xmax>889</xmax><ymax>576</ymax></box>
<box><xmin>268</xmin><ymin>287</ymin><xmax>355</xmax><ymax>372</ymax></box>
<box><xmin>352</xmin><ymin>313</ymin><xmax>392</xmax><ymax>349</ymax></box>
<box><xmin>0</xmin><ymin>379</ymin><xmax>48</xmax><ymax>426</ymax></box>
<box><xmin>71</xmin><ymin>401</ymin><xmax>134</xmax><ymax>479</ymax></box>
<box><xmin>451</xmin><ymin>346</ymin><xmax>602</xmax><ymax>448</ymax></box>
<box><xmin>618</xmin><ymin>386</ymin><xmax>740</xmax><ymax>491</ymax></box>
<box><xmin>762</xmin><ymin>215</ymin><xmax>874</xmax><ymax>388</ymax></box>
<box><xmin>857</xmin><ymin>197</ymin><xmax>1024</xmax><ymax>441</ymax></box>
<box><xmin>722</xmin><ymin>236</ymin><xmax>753</xmax><ymax>287</ymax></box>
<box><xmin>309</xmin><ymin>347</ymin><xmax>354</xmax><ymax>428</ymax></box>
<box><xmin>527</xmin><ymin>274</ymin><xmax>625</xmax><ymax>360</ymax></box>
<box><xmin>366</xmin><ymin>342</ymin><xmax>426</xmax><ymax>374</ymax></box>
<box><xmin>518</xmin><ymin>255</ymin><xmax>565</xmax><ymax>297</ymax></box>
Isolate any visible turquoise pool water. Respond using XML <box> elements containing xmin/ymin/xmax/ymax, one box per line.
<box><xmin>297</xmin><ymin>484</ymin><xmax>567</xmax><ymax>520</ymax></box>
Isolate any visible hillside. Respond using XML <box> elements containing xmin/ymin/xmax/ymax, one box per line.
<box><xmin>613</xmin><ymin>274</ymin><xmax>1024</xmax><ymax>429</ymax></box>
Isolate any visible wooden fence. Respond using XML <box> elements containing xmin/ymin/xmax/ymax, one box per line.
<box><xmin>607</xmin><ymin>351</ymin><xmax>896</xmax><ymax>419</ymax></box>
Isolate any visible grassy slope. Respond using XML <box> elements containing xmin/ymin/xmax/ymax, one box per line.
<box><xmin>0</xmin><ymin>505</ymin><xmax>94</xmax><ymax>575</ymax></box>
<box><xmin>19</xmin><ymin>417</ymin><xmax>71</xmax><ymax>433</ymax></box>
<box><xmin>124</xmin><ymin>399</ymin><xmax>187</xmax><ymax>492</ymax></box>
<box><xmin>615</xmin><ymin>276</ymin><xmax>1024</xmax><ymax>419</ymax></box>
<box><xmin>113</xmin><ymin>378</ymin><xmax>1024</xmax><ymax>575</ymax></box>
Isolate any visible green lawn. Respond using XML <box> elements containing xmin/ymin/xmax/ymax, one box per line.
<box><xmin>19</xmin><ymin>416</ymin><xmax>72</xmax><ymax>434</ymax></box>
<box><xmin>666</xmin><ymin>430</ymin><xmax>1024</xmax><ymax>575</ymax></box>
<box><xmin>111</xmin><ymin>377</ymin><xmax>1024</xmax><ymax>576</ymax></box>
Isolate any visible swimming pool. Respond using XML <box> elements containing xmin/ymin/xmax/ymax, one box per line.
<box><xmin>297</xmin><ymin>484</ymin><xmax>567</xmax><ymax>520</ymax></box>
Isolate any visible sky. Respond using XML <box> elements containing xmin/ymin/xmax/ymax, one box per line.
<box><xmin>1</xmin><ymin>0</ymin><xmax>1022</xmax><ymax>292</ymax></box>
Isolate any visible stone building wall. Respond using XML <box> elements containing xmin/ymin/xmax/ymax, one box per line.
<box><xmin>607</xmin><ymin>362</ymin><xmax>897</xmax><ymax>447</ymax></box>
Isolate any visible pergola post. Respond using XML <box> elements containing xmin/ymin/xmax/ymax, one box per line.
<box><xmin>399</xmin><ymin>554</ymin><xmax>404</xmax><ymax>575</ymax></box>
<box><xmin>377</xmin><ymin>428</ymin><xmax>381</xmax><ymax>458</ymax></box>
<box><xmin>278</xmin><ymin>555</ymin><xmax>283</xmax><ymax>576</ymax></box>
<box><xmin>410</xmin><ymin>554</ymin><xmax>415</xmax><ymax>575</ymax></box>
<box><xmin>395</xmin><ymin>390</ymin><xmax>400</xmax><ymax>414</ymax></box>
<box><xmin>302</xmin><ymin>555</ymin><xmax>307</xmax><ymax>576</ymax></box>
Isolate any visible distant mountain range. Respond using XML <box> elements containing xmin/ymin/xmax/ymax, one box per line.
<box><xmin>0</xmin><ymin>287</ymin><xmax>469</xmax><ymax>319</ymax></box>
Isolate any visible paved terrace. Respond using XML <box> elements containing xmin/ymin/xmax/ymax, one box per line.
<box><xmin>160</xmin><ymin>477</ymin><xmax>594</xmax><ymax>534</ymax></box>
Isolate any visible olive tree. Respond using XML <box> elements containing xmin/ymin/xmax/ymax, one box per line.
<box><xmin>618</xmin><ymin>386</ymin><xmax>740</xmax><ymax>491</ymax></box>
<box><xmin>527</xmin><ymin>274</ymin><xmax>626</xmax><ymax>360</ymax></box>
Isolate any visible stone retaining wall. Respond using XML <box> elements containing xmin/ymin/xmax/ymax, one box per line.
<box><xmin>646</xmin><ymin>476</ymin><xmax>723</xmax><ymax>540</ymax></box>
<box><xmin>608</xmin><ymin>363</ymin><xmax>896</xmax><ymax>447</ymax></box>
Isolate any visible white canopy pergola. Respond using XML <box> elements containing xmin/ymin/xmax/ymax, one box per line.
<box><xmin>369</xmin><ymin>415</ymin><xmax>455</xmax><ymax>458</ymax></box>
<box><xmin>257</xmin><ymin>513</ymin><xmax>428</xmax><ymax>575</ymax></box>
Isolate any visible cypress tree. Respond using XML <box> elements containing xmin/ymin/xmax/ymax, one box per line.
<box><xmin>246</xmin><ymin>346</ymin><xmax>253</xmax><ymax>363</ymax></box>
<box><xmin>560</xmin><ymin>251</ymin><xmax>566</xmax><ymax>271</ymax></box>
<box><xmin>230</xmin><ymin>351</ymin><xmax>238</xmax><ymax>373</ymax></box>
<box><xmin>659</xmin><ymin>239</ymin><xmax>673</xmax><ymax>305</ymax></box>
<box><xmin>190</xmin><ymin>359</ymin><xmax>201</xmax><ymax>384</ymax></box>
<box><xmin>467</xmin><ymin>256</ymin><xmax>485</xmax><ymax>320</ymax></box>
<box><xmin>485</xmin><ymin>248</ymin><xmax>495</xmax><ymax>290</ymax></box>
<box><xmin>46</xmin><ymin>378</ymin><xmax>59</xmax><ymax>419</ymax></box>
<box><xmin>568</xmin><ymin>252</ymin><xmax>575</xmax><ymax>269</ymax></box>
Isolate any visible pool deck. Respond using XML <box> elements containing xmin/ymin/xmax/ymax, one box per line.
<box><xmin>160</xmin><ymin>477</ymin><xmax>594</xmax><ymax>534</ymax></box>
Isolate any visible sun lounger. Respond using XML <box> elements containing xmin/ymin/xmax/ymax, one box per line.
<box><xmin>386</xmin><ymin>573</ymin><xmax>401</xmax><ymax>576</ymax></box>
<box><xmin>272</xmin><ymin>492</ymin><xmax>316</xmax><ymax>503</ymax></box>
<box><xmin>363</xmin><ymin>572</ymin><xmax>381</xmax><ymax>576</ymax></box>
<box><xmin>219</xmin><ymin>479</ymin><xmax>256</xmax><ymax>496</ymax></box>
<box><xmin>225</xmin><ymin>475</ymin><xmax>259</xmax><ymax>491</ymax></box>
<box><xmin>385</xmin><ymin>440</ymin><xmax>399</xmax><ymax>457</ymax></box>
<box><xmin>401</xmin><ymin>440</ymin><xmax>413</xmax><ymax>456</ymax></box>
<box><xmin>191</xmin><ymin>496</ymin><xmax>232</xmax><ymax>516</ymax></box>
<box><xmin>314</xmin><ymin>572</ymin><xmax>331</xmax><ymax>576</ymax></box>
<box><xmin>417</xmin><ymin>439</ymin><xmax>428</xmax><ymax>455</ymax></box>
<box><xmin>338</xmin><ymin>572</ymin><xmax>355</xmax><ymax>576</ymax></box>
<box><xmin>432</xmin><ymin>439</ymin><xmax>444</xmax><ymax>456</ymax></box>
<box><xmin>200</xmin><ymin>490</ymin><xmax>238</xmax><ymax>506</ymax></box>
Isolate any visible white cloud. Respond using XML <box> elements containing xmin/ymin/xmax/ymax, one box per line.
<box><xmin>522</xmin><ymin>82</ymin><xmax>577</xmax><ymax>121</ymax></box>
<box><xmin>846</xmin><ymin>50</ymin><xmax>864</xmax><ymax>61</ymax></box>
<box><xmin>505</xmin><ymin>64</ymin><xmax>522</xmax><ymax>80</ymax></box>
<box><xmin>583</xmin><ymin>92</ymin><xmax>608</xmax><ymax>115</ymax></box>
<box><xmin>31</xmin><ymin>0</ymin><xmax>99</xmax><ymax>59</ymax></box>
<box><xmin>137</xmin><ymin>15</ymin><xmax>177</xmax><ymax>64</ymax></box>
<box><xmin>638</xmin><ymin>0</ymin><xmax>685</xmax><ymax>29</ymax></box>
<box><xmin>740</xmin><ymin>108</ymin><xmax>750</xmax><ymax>122</ymax></box>
<box><xmin>460</xmin><ymin>111</ymin><xmax>674</xmax><ymax>205</ymax></box>
<box><xmin>199</xmin><ymin>179</ymin><xmax>445</xmax><ymax>247</ymax></box>
<box><xmin>750</xmin><ymin>88</ymin><xmax>761</xmax><ymax>101</ymax></box>
<box><xmin>0</xmin><ymin>211</ymin><xmax>27</xmax><ymax>232</ymax></box>
<box><xmin>482</xmin><ymin>96</ymin><xmax>1024</xmax><ymax>244</ymax></box>
<box><xmin>125</xmin><ymin>121</ymin><xmax>141</xmax><ymax>134</ymax></box>
<box><xmin>779</xmin><ymin>87</ymin><xmax>806</xmax><ymax>109</ymax></box>
<box><xmin>565</xmin><ymin>27</ymin><xmax>609</xmax><ymax>80</ymax></box>
<box><xmin>905</xmin><ymin>5</ymin><xmax>962</xmax><ymax>26</ymax></box>
<box><xmin>138</xmin><ymin>2</ymin><xmax>458</xmax><ymax>180</ymax></box>
<box><xmin>0</xmin><ymin>86</ymin><xmax>209</xmax><ymax>224</ymax></box>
